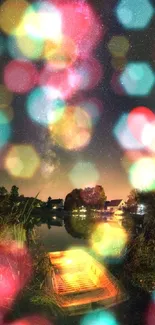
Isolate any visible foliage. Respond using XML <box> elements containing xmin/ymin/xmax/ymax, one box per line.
<box><xmin>46</xmin><ymin>196</ymin><xmax>52</xmax><ymax>208</ymax></box>
<box><xmin>124</xmin><ymin>189</ymin><xmax>155</xmax><ymax>292</ymax></box>
<box><xmin>10</xmin><ymin>185</ymin><xmax>19</xmax><ymax>198</ymax></box>
<box><xmin>125</xmin><ymin>189</ymin><xmax>141</xmax><ymax>212</ymax></box>
<box><xmin>81</xmin><ymin>185</ymin><xmax>107</xmax><ymax>208</ymax></box>
<box><xmin>0</xmin><ymin>186</ymin><xmax>8</xmax><ymax>196</ymax></box>
<box><xmin>124</xmin><ymin>232</ymin><xmax>155</xmax><ymax>292</ymax></box>
<box><xmin>64</xmin><ymin>212</ymin><xmax>94</xmax><ymax>239</ymax></box>
<box><xmin>64</xmin><ymin>185</ymin><xmax>107</xmax><ymax>211</ymax></box>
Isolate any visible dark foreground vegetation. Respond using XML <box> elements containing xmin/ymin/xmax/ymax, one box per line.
<box><xmin>0</xmin><ymin>185</ymin><xmax>155</xmax><ymax>324</ymax></box>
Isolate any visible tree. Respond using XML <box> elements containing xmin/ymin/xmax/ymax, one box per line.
<box><xmin>46</xmin><ymin>196</ymin><xmax>52</xmax><ymax>208</ymax></box>
<box><xmin>10</xmin><ymin>185</ymin><xmax>19</xmax><ymax>200</ymax></box>
<box><xmin>64</xmin><ymin>189</ymin><xmax>82</xmax><ymax>211</ymax></box>
<box><xmin>126</xmin><ymin>189</ymin><xmax>140</xmax><ymax>207</ymax></box>
<box><xmin>80</xmin><ymin>185</ymin><xmax>106</xmax><ymax>209</ymax></box>
<box><xmin>64</xmin><ymin>185</ymin><xmax>106</xmax><ymax>211</ymax></box>
<box><xmin>124</xmin><ymin>189</ymin><xmax>155</xmax><ymax>291</ymax></box>
<box><xmin>0</xmin><ymin>186</ymin><xmax>8</xmax><ymax>196</ymax></box>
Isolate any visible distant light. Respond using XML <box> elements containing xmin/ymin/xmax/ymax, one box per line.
<box><xmin>5</xmin><ymin>145</ymin><xmax>40</xmax><ymax>179</ymax></box>
<box><xmin>21</xmin><ymin>2</ymin><xmax>62</xmax><ymax>42</ymax></box>
<box><xmin>0</xmin><ymin>0</ymin><xmax>29</xmax><ymax>35</ymax></box>
<box><xmin>81</xmin><ymin>310</ymin><xmax>118</xmax><ymax>325</ymax></box>
<box><xmin>129</xmin><ymin>157</ymin><xmax>155</xmax><ymax>190</ymax></box>
<box><xmin>108</xmin><ymin>35</ymin><xmax>130</xmax><ymax>57</ymax></box>
<box><xmin>49</xmin><ymin>105</ymin><xmax>92</xmax><ymax>151</ymax></box>
<box><xmin>0</xmin><ymin>85</ymin><xmax>13</xmax><ymax>106</ymax></box>
<box><xmin>69</xmin><ymin>161</ymin><xmax>99</xmax><ymax>188</ymax></box>
<box><xmin>120</xmin><ymin>62</ymin><xmax>155</xmax><ymax>96</ymax></box>
<box><xmin>26</xmin><ymin>87</ymin><xmax>65</xmax><ymax>126</ymax></box>
<box><xmin>115</xmin><ymin>0</ymin><xmax>153</xmax><ymax>30</ymax></box>
<box><xmin>0</xmin><ymin>113</ymin><xmax>11</xmax><ymax>148</ymax></box>
<box><xmin>4</xmin><ymin>60</ymin><xmax>38</xmax><ymax>93</ymax></box>
<box><xmin>113</xmin><ymin>113</ymin><xmax>144</xmax><ymax>150</ymax></box>
<box><xmin>66</xmin><ymin>259</ymin><xmax>72</xmax><ymax>264</ymax></box>
<box><xmin>127</xmin><ymin>106</ymin><xmax>155</xmax><ymax>142</ymax></box>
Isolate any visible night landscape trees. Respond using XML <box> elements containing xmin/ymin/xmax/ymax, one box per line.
<box><xmin>64</xmin><ymin>185</ymin><xmax>107</xmax><ymax>211</ymax></box>
<box><xmin>124</xmin><ymin>189</ymin><xmax>155</xmax><ymax>292</ymax></box>
<box><xmin>0</xmin><ymin>186</ymin><xmax>8</xmax><ymax>196</ymax></box>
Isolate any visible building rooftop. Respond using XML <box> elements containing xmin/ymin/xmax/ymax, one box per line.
<box><xmin>107</xmin><ymin>200</ymin><xmax>123</xmax><ymax>207</ymax></box>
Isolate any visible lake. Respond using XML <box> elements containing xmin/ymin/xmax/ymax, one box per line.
<box><xmin>35</xmin><ymin>217</ymin><xmax>150</xmax><ymax>325</ymax></box>
<box><xmin>36</xmin><ymin>221</ymin><xmax>87</xmax><ymax>252</ymax></box>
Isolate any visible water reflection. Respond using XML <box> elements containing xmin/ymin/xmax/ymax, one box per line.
<box><xmin>37</xmin><ymin>215</ymin><xmax>87</xmax><ymax>252</ymax></box>
<box><xmin>47</xmin><ymin>215</ymin><xmax>63</xmax><ymax>228</ymax></box>
<box><xmin>64</xmin><ymin>212</ymin><xmax>88</xmax><ymax>239</ymax></box>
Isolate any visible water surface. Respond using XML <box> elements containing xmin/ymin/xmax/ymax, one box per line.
<box><xmin>37</xmin><ymin>222</ymin><xmax>87</xmax><ymax>252</ymax></box>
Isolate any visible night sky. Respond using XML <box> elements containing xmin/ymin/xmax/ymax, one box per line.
<box><xmin>0</xmin><ymin>0</ymin><xmax>155</xmax><ymax>201</ymax></box>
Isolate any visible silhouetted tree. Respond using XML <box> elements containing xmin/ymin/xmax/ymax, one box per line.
<box><xmin>126</xmin><ymin>189</ymin><xmax>141</xmax><ymax>213</ymax></box>
<box><xmin>80</xmin><ymin>185</ymin><xmax>106</xmax><ymax>209</ymax></box>
<box><xmin>64</xmin><ymin>189</ymin><xmax>82</xmax><ymax>211</ymax></box>
<box><xmin>64</xmin><ymin>185</ymin><xmax>107</xmax><ymax>211</ymax></box>
<box><xmin>124</xmin><ymin>189</ymin><xmax>155</xmax><ymax>291</ymax></box>
<box><xmin>0</xmin><ymin>186</ymin><xmax>8</xmax><ymax>196</ymax></box>
<box><xmin>10</xmin><ymin>185</ymin><xmax>19</xmax><ymax>199</ymax></box>
<box><xmin>46</xmin><ymin>196</ymin><xmax>52</xmax><ymax>208</ymax></box>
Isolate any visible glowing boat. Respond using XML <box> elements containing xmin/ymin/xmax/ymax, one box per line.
<box><xmin>47</xmin><ymin>249</ymin><xmax>127</xmax><ymax>315</ymax></box>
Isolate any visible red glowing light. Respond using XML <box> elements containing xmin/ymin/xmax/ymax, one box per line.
<box><xmin>39</xmin><ymin>65</ymin><xmax>78</xmax><ymax>99</ymax></box>
<box><xmin>11</xmin><ymin>315</ymin><xmax>53</xmax><ymax>325</ymax></box>
<box><xmin>127</xmin><ymin>106</ymin><xmax>155</xmax><ymax>142</ymax></box>
<box><xmin>146</xmin><ymin>302</ymin><xmax>155</xmax><ymax>325</ymax></box>
<box><xmin>59</xmin><ymin>3</ymin><xmax>94</xmax><ymax>43</ymax></box>
<box><xmin>124</xmin><ymin>150</ymin><xmax>146</xmax><ymax>162</ymax></box>
<box><xmin>73</xmin><ymin>58</ymin><xmax>103</xmax><ymax>90</ymax></box>
<box><xmin>4</xmin><ymin>60</ymin><xmax>38</xmax><ymax>93</ymax></box>
<box><xmin>57</xmin><ymin>1</ymin><xmax>103</xmax><ymax>58</ymax></box>
<box><xmin>45</xmin><ymin>36</ymin><xmax>78</xmax><ymax>70</ymax></box>
<box><xmin>0</xmin><ymin>241</ymin><xmax>32</xmax><ymax>311</ymax></box>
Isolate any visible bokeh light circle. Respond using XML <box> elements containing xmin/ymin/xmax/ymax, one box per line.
<box><xmin>81</xmin><ymin>310</ymin><xmax>118</xmax><ymax>325</ymax></box>
<box><xmin>5</xmin><ymin>144</ymin><xmax>40</xmax><ymax>179</ymax></box>
<box><xmin>49</xmin><ymin>106</ymin><xmax>92</xmax><ymax>151</ymax></box>
<box><xmin>20</xmin><ymin>1</ymin><xmax>62</xmax><ymax>42</ymax></box>
<box><xmin>15</xmin><ymin>34</ymin><xmax>44</xmax><ymax>60</ymax></box>
<box><xmin>90</xmin><ymin>222</ymin><xmax>127</xmax><ymax>258</ymax></box>
<box><xmin>0</xmin><ymin>85</ymin><xmax>13</xmax><ymax>106</ymax></box>
<box><xmin>127</xmin><ymin>106</ymin><xmax>155</xmax><ymax>143</ymax></box>
<box><xmin>39</xmin><ymin>66</ymin><xmax>79</xmax><ymax>99</ymax></box>
<box><xmin>44</xmin><ymin>36</ymin><xmax>78</xmax><ymax>70</ymax></box>
<box><xmin>129</xmin><ymin>157</ymin><xmax>155</xmax><ymax>190</ymax></box>
<box><xmin>4</xmin><ymin>60</ymin><xmax>38</xmax><ymax>93</ymax></box>
<box><xmin>27</xmin><ymin>87</ymin><xmax>65</xmax><ymax>126</ymax></box>
<box><xmin>0</xmin><ymin>0</ymin><xmax>29</xmax><ymax>35</ymax></box>
<box><xmin>69</xmin><ymin>161</ymin><xmax>99</xmax><ymax>188</ymax></box>
<box><xmin>0</xmin><ymin>241</ymin><xmax>32</xmax><ymax>311</ymax></box>
<box><xmin>0</xmin><ymin>112</ymin><xmax>11</xmax><ymax>149</ymax></box>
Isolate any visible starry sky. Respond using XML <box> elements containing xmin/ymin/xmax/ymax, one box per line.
<box><xmin>0</xmin><ymin>0</ymin><xmax>154</xmax><ymax>201</ymax></box>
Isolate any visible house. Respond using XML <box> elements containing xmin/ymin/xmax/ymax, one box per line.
<box><xmin>49</xmin><ymin>199</ymin><xmax>64</xmax><ymax>210</ymax></box>
<box><xmin>105</xmin><ymin>200</ymin><xmax>126</xmax><ymax>214</ymax></box>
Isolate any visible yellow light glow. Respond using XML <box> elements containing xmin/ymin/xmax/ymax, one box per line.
<box><xmin>5</xmin><ymin>144</ymin><xmax>40</xmax><ymax>179</ymax></box>
<box><xmin>16</xmin><ymin>33</ymin><xmax>43</xmax><ymax>60</ymax></box>
<box><xmin>0</xmin><ymin>106</ymin><xmax>14</xmax><ymax>123</ymax></box>
<box><xmin>108</xmin><ymin>35</ymin><xmax>130</xmax><ymax>58</ymax></box>
<box><xmin>0</xmin><ymin>0</ymin><xmax>29</xmax><ymax>35</ymax></box>
<box><xmin>0</xmin><ymin>85</ymin><xmax>13</xmax><ymax>106</ymax></box>
<box><xmin>90</xmin><ymin>222</ymin><xmax>128</xmax><ymax>257</ymax></box>
<box><xmin>111</xmin><ymin>56</ymin><xmax>127</xmax><ymax>71</ymax></box>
